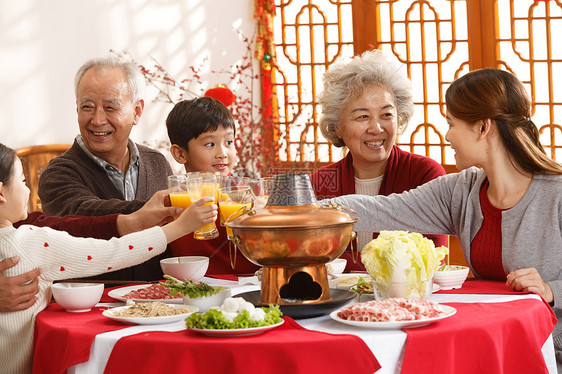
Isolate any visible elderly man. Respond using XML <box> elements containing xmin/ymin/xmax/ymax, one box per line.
<box><xmin>39</xmin><ymin>56</ymin><xmax>172</xmax><ymax>216</ymax></box>
<box><xmin>38</xmin><ymin>56</ymin><xmax>173</xmax><ymax>281</ymax></box>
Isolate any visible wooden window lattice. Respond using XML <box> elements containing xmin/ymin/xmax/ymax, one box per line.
<box><xmin>266</xmin><ymin>0</ymin><xmax>562</xmax><ymax>168</ymax></box>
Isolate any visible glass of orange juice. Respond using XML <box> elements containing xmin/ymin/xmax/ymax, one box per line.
<box><xmin>218</xmin><ymin>186</ymin><xmax>254</xmax><ymax>239</ymax></box>
<box><xmin>187</xmin><ymin>172</ymin><xmax>219</xmax><ymax>240</ymax></box>
<box><xmin>168</xmin><ymin>174</ymin><xmax>191</xmax><ymax>219</ymax></box>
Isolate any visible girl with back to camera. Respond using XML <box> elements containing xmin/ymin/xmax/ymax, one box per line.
<box><xmin>327</xmin><ymin>68</ymin><xmax>562</xmax><ymax>369</ymax></box>
<box><xmin>0</xmin><ymin>143</ymin><xmax>217</xmax><ymax>373</ymax></box>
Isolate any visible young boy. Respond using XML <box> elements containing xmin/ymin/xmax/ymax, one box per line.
<box><xmin>165</xmin><ymin>97</ymin><xmax>259</xmax><ymax>275</ymax></box>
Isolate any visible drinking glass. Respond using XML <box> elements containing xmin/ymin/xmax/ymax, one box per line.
<box><xmin>250</xmin><ymin>177</ymin><xmax>274</xmax><ymax>209</ymax></box>
<box><xmin>219</xmin><ymin>175</ymin><xmax>251</xmax><ymax>190</ymax></box>
<box><xmin>168</xmin><ymin>174</ymin><xmax>190</xmax><ymax>219</ymax></box>
<box><xmin>187</xmin><ymin>172</ymin><xmax>219</xmax><ymax>240</ymax></box>
<box><xmin>218</xmin><ymin>186</ymin><xmax>254</xmax><ymax>239</ymax></box>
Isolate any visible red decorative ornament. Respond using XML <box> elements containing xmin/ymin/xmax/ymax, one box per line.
<box><xmin>204</xmin><ymin>85</ymin><xmax>235</xmax><ymax>107</ymax></box>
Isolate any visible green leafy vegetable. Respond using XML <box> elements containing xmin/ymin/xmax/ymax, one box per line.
<box><xmin>361</xmin><ymin>230</ymin><xmax>448</xmax><ymax>283</ymax></box>
<box><xmin>160</xmin><ymin>275</ymin><xmax>224</xmax><ymax>298</ymax></box>
<box><xmin>185</xmin><ymin>304</ymin><xmax>283</xmax><ymax>329</ymax></box>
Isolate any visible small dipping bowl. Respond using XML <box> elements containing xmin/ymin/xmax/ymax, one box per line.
<box><xmin>51</xmin><ymin>282</ymin><xmax>104</xmax><ymax>312</ymax></box>
<box><xmin>433</xmin><ymin>265</ymin><xmax>470</xmax><ymax>290</ymax></box>
<box><xmin>372</xmin><ymin>279</ymin><xmax>433</xmax><ymax>300</ymax></box>
<box><xmin>160</xmin><ymin>256</ymin><xmax>209</xmax><ymax>281</ymax></box>
<box><xmin>183</xmin><ymin>288</ymin><xmax>231</xmax><ymax>313</ymax></box>
<box><xmin>326</xmin><ymin>258</ymin><xmax>347</xmax><ymax>275</ymax></box>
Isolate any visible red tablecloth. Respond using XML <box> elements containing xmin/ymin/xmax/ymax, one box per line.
<box><xmin>34</xmin><ymin>287</ymin><xmax>380</xmax><ymax>374</ymax></box>
<box><xmin>103</xmin><ymin>316</ymin><xmax>380</xmax><ymax>374</ymax></box>
<box><xmin>32</xmin><ymin>303</ymin><xmax>128</xmax><ymax>374</ymax></box>
<box><xmin>402</xmin><ymin>280</ymin><xmax>558</xmax><ymax>374</ymax></box>
<box><xmin>439</xmin><ymin>278</ymin><xmax>519</xmax><ymax>295</ymax></box>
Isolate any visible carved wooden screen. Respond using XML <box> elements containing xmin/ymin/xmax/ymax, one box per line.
<box><xmin>267</xmin><ymin>0</ymin><xmax>562</xmax><ymax>169</ymax></box>
<box><xmin>269</xmin><ymin>0</ymin><xmax>354</xmax><ymax>170</ymax></box>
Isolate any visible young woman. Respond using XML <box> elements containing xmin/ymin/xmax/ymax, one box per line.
<box><xmin>327</xmin><ymin>68</ymin><xmax>562</xmax><ymax>369</ymax></box>
<box><xmin>0</xmin><ymin>143</ymin><xmax>217</xmax><ymax>373</ymax></box>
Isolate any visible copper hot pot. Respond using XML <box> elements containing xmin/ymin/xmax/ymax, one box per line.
<box><xmin>227</xmin><ymin>174</ymin><xmax>357</xmax><ymax>305</ymax></box>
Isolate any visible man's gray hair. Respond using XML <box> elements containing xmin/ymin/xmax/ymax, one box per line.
<box><xmin>74</xmin><ymin>56</ymin><xmax>146</xmax><ymax>103</ymax></box>
<box><xmin>318</xmin><ymin>50</ymin><xmax>414</xmax><ymax>147</ymax></box>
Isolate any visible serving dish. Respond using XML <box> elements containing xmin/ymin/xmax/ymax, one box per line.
<box><xmin>107</xmin><ymin>284</ymin><xmax>183</xmax><ymax>304</ymax></box>
<box><xmin>183</xmin><ymin>288</ymin><xmax>232</xmax><ymax>312</ymax></box>
<box><xmin>189</xmin><ymin>319</ymin><xmax>284</xmax><ymax>337</ymax></box>
<box><xmin>329</xmin><ymin>304</ymin><xmax>456</xmax><ymax>329</ymax></box>
<box><xmin>103</xmin><ymin>304</ymin><xmax>198</xmax><ymax>325</ymax></box>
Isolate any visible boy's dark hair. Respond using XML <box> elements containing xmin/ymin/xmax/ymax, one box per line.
<box><xmin>0</xmin><ymin>143</ymin><xmax>17</xmax><ymax>185</ymax></box>
<box><xmin>166</xmin><ymin>97</ymin><xmax>236</xmax><ymax>149</ymax></box>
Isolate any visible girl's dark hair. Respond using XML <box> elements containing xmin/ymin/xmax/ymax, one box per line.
<box><xmin>0</xmin><ymin>143</ymin><xmax>17</xmax><ymax>185</ymax></box>
<box><xmin>166</xmin><ymin>97</ymin><xmax>236</xmax><ymax>149</ymax></box>
<box><xmin>446</xmin><ymin>68</ymin><xmax>562</xmax><ymax>174</ymax></box>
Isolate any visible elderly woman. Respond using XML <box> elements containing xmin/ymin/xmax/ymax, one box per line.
<box><xmin>310</xmin><ymin>50</ymin><xmax>447</xmax><ymax>271</ymax></box>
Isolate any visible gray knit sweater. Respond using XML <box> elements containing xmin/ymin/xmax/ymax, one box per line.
<box><xmin>329</xmin><ymin>167</ymin><xmax>562</xmax><ymax>353</ymax></box>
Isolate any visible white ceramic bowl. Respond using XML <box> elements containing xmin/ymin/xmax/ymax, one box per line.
<box><xmin>183</xmin><ymin>288</ymin><xmax>232</xmax><ymax>312</ymax></box>
<box><xmin>160</xmin><ymin>256</ymin><xmax>209</xmax><ymax>281</ymax></box>
<box><xmin>51</xmin><ymin>282</ymin><xmax>104</xmax><ymax>312</ymax></box>
<box><xmin>326</xmin><ymin>258</ymin><xmax>347</xmax><ymax>275</ymax></box>
<box><xmin>433</xmin><ymin>265</ymin><xmax>470</xmax><ymax>290</ymax></box>
<box><xmin>372</xmin><ymin>279</ymin><xmax>433</xmax><ymax>300</ymax></box>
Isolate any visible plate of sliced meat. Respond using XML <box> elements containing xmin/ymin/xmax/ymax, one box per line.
<box><xmin>330</xmin><ymin>298</ymin><xmax>456</xmax><ymax>329</ymax></box>
<box><xmin>107</xmin><ymin>283</ymin><xmax>183</xmax><ymax>304</ymax></box>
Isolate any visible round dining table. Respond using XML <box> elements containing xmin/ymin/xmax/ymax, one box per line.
<box><xmin>33</xmin><ymin>278</ymin><xmax>557</xmax><ymax>374</ymax></box>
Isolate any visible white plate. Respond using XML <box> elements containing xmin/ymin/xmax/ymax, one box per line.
<box><xmin>107</xmin><ymin>284</ymin><xmax>183</xmax><ymax>304</ymax></box>
<box><xmin>102</xmin><ymin>304</ymin><xmax>198</xmax><ymax>325</ymax></box>
<box><xmin>335</xmin><ymin>273</ymin><xmax>371</xmax><ymax>290</ymax></box>
<box><xmin>330</xmin><ymin>304</ymin><xmax>456</xmax><ymax>329</ymax></box>
<box><xmin>189</xmin><ymin>319</ymin><xmax>285</xmax><ymax>337</ymax></box>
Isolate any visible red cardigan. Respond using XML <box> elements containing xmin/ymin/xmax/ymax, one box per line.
<box><xmin>14</xmin><ymin>211</ymin><xmax>120</xmax><ymax>239</ymax></box>
<box><xmin>310</xmin><ymin>146</ymin><xmax>448</xmax><ymax>271</ymax></box>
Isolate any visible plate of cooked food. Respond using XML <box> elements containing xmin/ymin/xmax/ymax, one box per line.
<box><xmin>103</xmin><ymin>302</ymin><xmax>198</xmax><ymax>325</ymax></box>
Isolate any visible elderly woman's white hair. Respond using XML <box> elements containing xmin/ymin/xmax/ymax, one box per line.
<box><xmin>318</xmin><ymin>50</ymin><xmax>414</xmax><ymax>147</ymax></box>
<box><xmin>74</xmin><ymin>56</ymin><xmax>146</xmax><ymax>103</ymax></box>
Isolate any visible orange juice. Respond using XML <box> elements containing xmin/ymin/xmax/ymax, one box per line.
<box><xmin>201</xmin><ymin>182</ymin><xmax>216</xmax><ymax>197</ymax></box>
<box><xmin>193</xmin><ymin>182</ymin><xmax>217</xmax><ymax>237</ymax></box>
<box><xmin>197</xmin><ymin>201</ymin><xmax>218</xmax><ymax>234</ymax></box>
<box><xmin>170</xmin><ymin>191</ymin><xmax>192</xmax><ymax>209</ymax></box>
<box><xmin>169</xmin><ymin>191</ymin><xmax>191</xmax><ymax>219</ymax></box>
<box><xmin>220</xmin><ymin>201</ymin><xmax>251</xmax><ymax>236</ymax></box>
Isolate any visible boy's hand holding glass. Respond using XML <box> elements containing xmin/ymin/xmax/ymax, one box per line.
<box><xmin>171</xmin><ymin>196</ymin><xmax>217</xmax><ymax>238</ymax></box>
<box><xmin>187</xmin><ymin>172</ymin><xmax>220</xmax><ymax>240</ymax></box>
